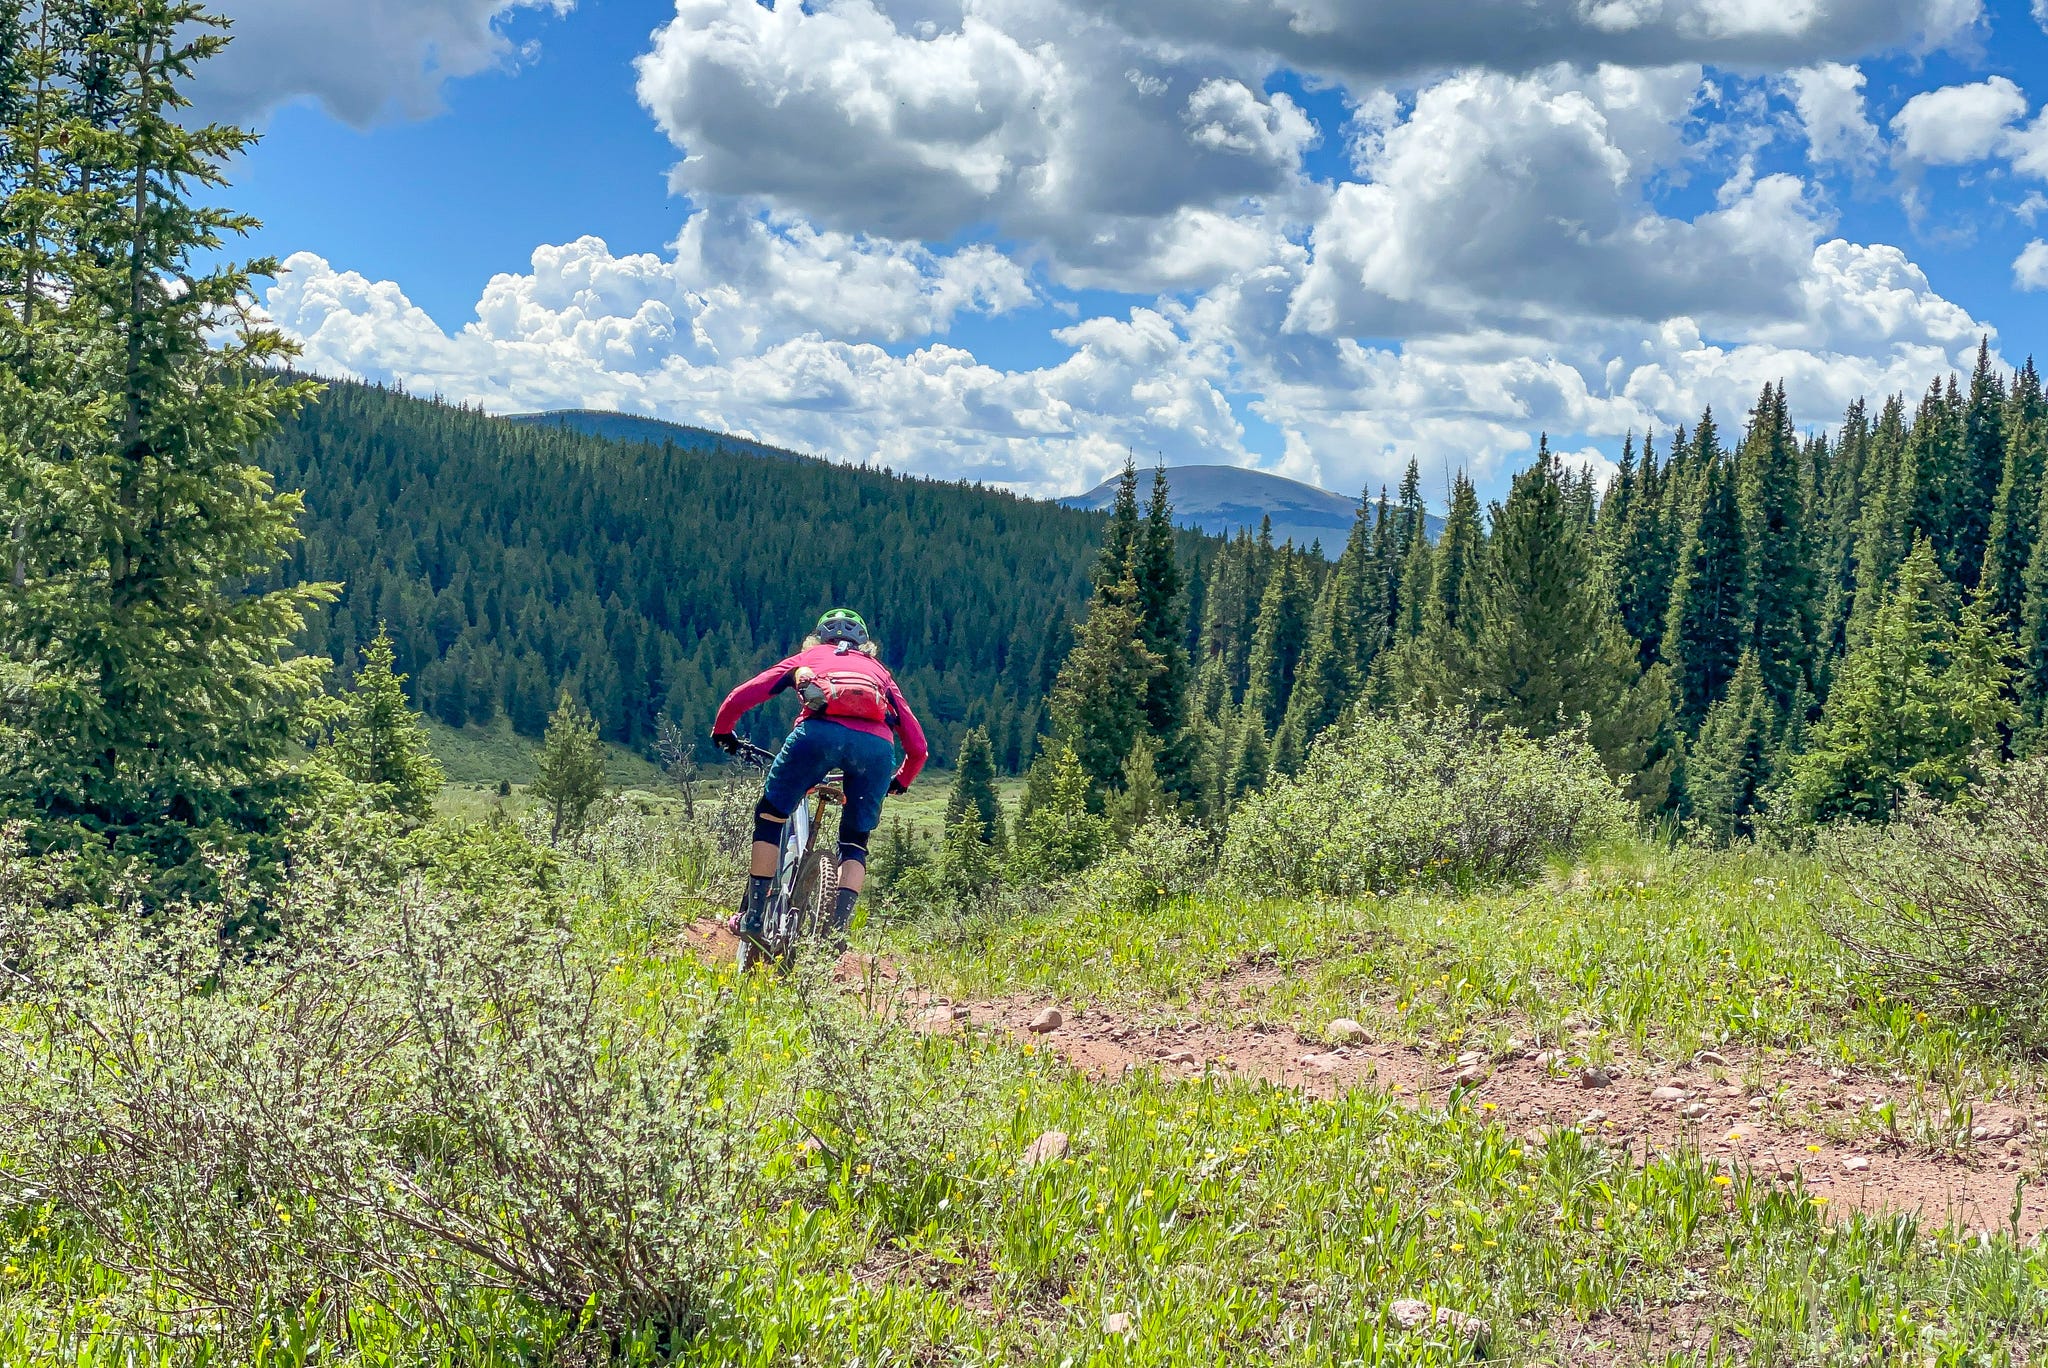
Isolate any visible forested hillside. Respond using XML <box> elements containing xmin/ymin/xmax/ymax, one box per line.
<box><xmin>1078</xmin><ymin>346</ymin><xmax>2048</xmax><ymax>835</ymax></box>
<box><xmin>263</xmin><ymin>381</ymin><xmax>1157</xmax><ymax>770</ymax></box>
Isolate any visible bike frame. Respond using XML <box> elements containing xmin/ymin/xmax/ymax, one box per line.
<box><xmin>730</xmin><ymin>739</ymin><xmax>843</xmax><ymax>970</ymax></box>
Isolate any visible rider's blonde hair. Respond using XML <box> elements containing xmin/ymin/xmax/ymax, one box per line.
<box><xmin>804</xmin><ymin>635</ymin><xmax>880</xmax><ymax>657</ymax></box>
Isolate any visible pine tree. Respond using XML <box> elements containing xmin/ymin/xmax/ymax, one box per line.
<box><xmin>1133</xmin><ymin>463</ymin><xmax>1195</xmax><ymax>796</ymax></box>
<box><xmin>1048</xmin><ymin>567</ymin><xmax>1162</xmax><ymax>790</ymax></box>
<box><xmin>1814</xmin><ymin>400</ymin><xmax>1872</xmax><ymax>672</ymax></box>
<box><xmin>1107</xmin><ymin>734</ymin><xmax>1173</xmax><ymax>843</ymax></box>
<box><xmin>1786</xmin><ymin>540</ymin><xmax>2012</xmax><ymax>823</ymax></box>
<box><xmin>1903</xmin><ymin>377</ymin><xmax>1966</xmax><ymax>579</ymax></box>
<box><xmin>1608</xmin><ymin>433</ymin><xmax>1677</xmax><ymax>669</ymax></box>
<box><xmin>326</xmin><ymin>627</ymin><xmax>443</xmax><ymax>818</ymax></box>
<box><xmin>1380</xmin><ymin>471</ymin><xmax>1483</xmax><ymax>710</ymax></box>
<box><xmin>1738</xmin><ymin>382</ymin><xmax>1816</xmax><ymax>712</ymax></box>
<box><xmin>1984</xmin><ymin>359</ymin><xmax>2046</xmax><ymax>626</ymax></box>
<box><xmin>1011</xmin><ymin>739</ymin><xmax>1107</xmax><ymax>876</ymax></box>
<box><xmin>932</xmin><ymin>809</ymin><xmax>999</xmax><ymax>905</ymax></box>
<box><xmin>943</xmin><ymin>723</ymin><xmax>1004</xmax><ymax>850</ymax></box>
<box><xmin>1844</xmin><ymin>395</ymin><xmax>1914</xmax><ymax>654</ymax></box>
<box><xmin>1467</xmin><ymin>450</ymin><xmax>1677</xmax><ymax>806</ymax></box>
<box><xmin>0</xmin><ymin>1</ymin><xmax>336</xmax><ymax>896</ymax></box>
<box><xmin>1093</xmin><ymin>456</ymin><xmax>1141</xmax><ymax>593</ymax></box>
<box><xmin>532</xmin><ymin>690</ymin><xmax>608</xmax><ymax>845</ymax></box>
<box><xmin>1239</xmin><ymin>546</ymin><xmax>1315</xmax><ymax>737</ymax></box>
<box><xmin>1664</xmin><ymin>456</ymin><xmax>1748</xmax><ymax>728</ymax></box>
<box><xmin>1954</xmin><ymin>339</ymin><xmax>2007</xmax><ymax>593</ymax></box>
<box><xmin>1686</xmin><ymin>650</ymin><xmax>1772</xmax><ymax>843</ymax></box>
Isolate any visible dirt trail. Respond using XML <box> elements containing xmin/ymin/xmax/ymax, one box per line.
<box><xmin>684</xmin><ymin>919</ymin><xmax>2048</xmax><ymax>1238</ymax></box>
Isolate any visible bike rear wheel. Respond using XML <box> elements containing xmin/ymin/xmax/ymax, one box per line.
<box><xmin>778</xmin><ymin>848</ymin><xmax>839</xmax><ymax>970</ymax></box>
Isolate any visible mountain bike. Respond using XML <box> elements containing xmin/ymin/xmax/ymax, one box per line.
<box><xmin>724</xmin><ymin>739</ymin><xmax>842</xmax><ymax>974</ymax></box>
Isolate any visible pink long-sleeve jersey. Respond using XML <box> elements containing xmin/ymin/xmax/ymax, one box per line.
<box><xmin>713</xmin><ymin>644</ymin><xmax>929</xmax><ymax>788</ymax></box>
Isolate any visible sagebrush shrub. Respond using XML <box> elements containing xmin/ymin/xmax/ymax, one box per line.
<box><xmin>1219</xmin><ymin>711</ymin><xmax>1629</xmax><ymax>899</ymax></box>
<box><xmin>0</xmin><ymin>823</ymin><xmax>754</xmax><ymax>1347</ymax></box>
<box><xmin>1096</xmin><ymin>815</ymin><xmax>1214</xmax><ymax>915</ymax></box>
<box><xmin>1831</xmin><ymin>757</ymin><xmax>2048</xmax><ymax>1050</ymax></box>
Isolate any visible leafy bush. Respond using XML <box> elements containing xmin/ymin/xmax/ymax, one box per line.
<box><xmin>1096</xmin><ymin>814</ymin><xmax>1214</xmax><ymax>915</ymax></box>
<box><xmin>1830</xmin><ymin>757</ymin><xmax>2048</xmax><ymax>1050</ymax></box>
<box><xmin>0</xmin><ymin>829</ymin><xmax>754</xmax><ymax>1349</ymax></box>
<box><xmin>1219</xmin><ymin>711</ymin><xmax>1629</xmax><ymax>899</ymax></box>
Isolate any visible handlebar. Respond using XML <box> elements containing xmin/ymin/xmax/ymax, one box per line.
<box><xmin>724</xmin><ymin>738</ymin><xmax>777</xmax><ymax>769</ymax></box>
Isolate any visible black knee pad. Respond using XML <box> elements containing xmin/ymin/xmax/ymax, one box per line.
<box><xmin>753</xmin><ymin>799</ymin><xmax>789</xmax><ymax>847</ymax></box>
<box><xmin>838</xmin><ymin>827</ymin><xmax>872</xmax><ymax>867</ymax></box>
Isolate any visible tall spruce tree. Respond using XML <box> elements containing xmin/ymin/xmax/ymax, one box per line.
<box><xmin>1608</xmin><ymin>433</ymin><xmax>1677</xmax><ymax>669</ymax></box>
<box><xmin>1844</xmin><ymin>395</ymin><xmax>1913</xmax><ymax>653</ymax></box>
<box><xmin>1903</xmin><ymin>377</ymin><xmax>1966</xmax><ymax>579</ymax></box>
<box><xmin>0</xmin><ymin>1</ymin><xmax>335</xmax><ymax>895</ymax></box>
<box><xmin>1954</xmin><ymin>340</ymin><xmax>2007</xmax><ymax>593</ymax></box>
<box><xmin>1815</xmin><ymin>400</ymin><xmax>1872</xmax><ymax>672</ymax></box>
<box><xmin>1380</xmin><ymin>471</ymin><xmax>1483</xmax><ymax>711</ymax></box>
<box><xmin>1133</xmin><ymin>463</ymin><xmax>1195</xmax><ymax>796</ymax></box>
<box><xmin>1467</xmin><ymin>450</ymin><xmax>1677</xmax><ymax>807</ymax></box>
<box><xmin>1984</xmin><ymin>358</ymin><xmax>2046</xmax><ymax>626</ymax></box>
<box><xmin>1786</xmin><ymin>539</ymin><xmax>2011</xmax><ymax>823</ymax></box>
<box><xmin>1737</xmin><ymin>382</ymin><xmax>1816</xmax><ymax>712</ymax></box>
<box><xmin>1048</xmin><ymin>566</ymin><xmax>1162</xmax><ymax>790</ymax></box>
<box><xmin>1687</xmin><ymin>650</ymin><xmax>1772</xmax><ymax>843</ymax></box>
<box><xmin>1665</xmin><ymin>455</ymin><xmax>1748</xmax><ymax>728</ymax></box>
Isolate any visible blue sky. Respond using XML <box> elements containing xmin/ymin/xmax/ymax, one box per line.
<box><xmin>203</xmin><ymin>0</ymin><xmax>2048</xmax><ymax>503</ymax></box>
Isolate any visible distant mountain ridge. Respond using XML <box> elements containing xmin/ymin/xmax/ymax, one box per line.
<box><xmin>506</xmin><ymin>409</ymin><xmax>818</xmax><ymax>465</ymax></box>
<box><xmin>1062</xmin><ymin>465</ymin><xmax>1442</xmax><ymax>557</ymax></box>
<box><xmin>513</xmin><ymin>410</ymin><xmax>1434</xmax><ymax>556</ymax></box>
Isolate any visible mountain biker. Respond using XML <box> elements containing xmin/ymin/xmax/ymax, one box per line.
<box><xmin>711</xmin><ymin>609</ymin><xmax>927</xmax><ymax>954</ymax></box>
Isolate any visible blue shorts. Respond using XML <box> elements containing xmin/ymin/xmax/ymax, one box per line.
<box><xmin>762</xmin><ymin>719</ymin><xmax>897</xmax><ymax>835</ymax></box>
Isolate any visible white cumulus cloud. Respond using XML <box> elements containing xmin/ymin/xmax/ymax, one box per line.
<box><xmin>1786</xmin><ymin>63</ymin><xmax>1884</xmax><ymax>170</ymax></box>
<box><xmin>631</xmin><ymin>0</ymin><xmax>1322</xmax><ymax>289</ymax></box>
<box><xmin>2018</xmin><ymin>240</ymin><xmax>2048</xmax><ymax>291</ymax></box>
<box><xmin>1889</xmin><ymin>76</ymin><xmax>2028</xmax><ymax>164</ymax></box>
<box><xmin>195</xmin><ymin>0</ymin><xmax>573</xmax><ymax>126</ymax></box>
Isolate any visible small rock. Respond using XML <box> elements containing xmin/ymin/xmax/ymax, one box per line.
<box><xmin>1580</xmin><ymin>1109</ymin><xmax>1608</xmax><ymax>1126</ymax></box>
<box><xmin>1027</xmin><ymin>1007</ymin><xmax>1064</xmax><ymax>1034</ymax></box>
<box><xmin>1681</xmin><ymin>1102</ymin><xmax>1711</xmax><ymax>1120</ymax></box>
<box><xmin>1388</xmin><ymin>1298</ymin><xmax>1489</xmax><ymax>1344</ymax></box>
<box><xmin>1651</xmin><ymin>1086</ymin><xmax>1691</xmax><ymax>1103</ymax></box>
<box><xmin>924</xmin><ymin>1004</ymin><xmax>970</xmax><ymax>1026</ymax></box>
<box><xmin>1697</xmin><ymin>1049</ymin><xmax>1730</xmax><ymax>1068</ymax></box>
<box><xmin>1021</xmin><ymin>1130</ymin><xmax>1070</xmax><ymax>1169</ymax></box>
<box><xmin>1506</xmin><ymin>1037</ymin><xmax>1525</xmax><ymax>1052</ymax></box>
<box><xmin>1972</xmin><ymin>1124</ymin><xmax>1990</xmax><ymax>1141</ymax></box>
<box><xmin>1749</xmin><ymin>1098</ymin><xmax>1767</xmax><ymax>1111</ymax></box>
<box><xmin>1578</xmin><ymin>1066</ymin><xmax>1612</xmax><ymax>1089</ymax></box>
<box><xmin>1327</xmin><ymin>1018</ymin><xmax>1370</xmax><ymax>1046</ymax></box>
<box><xmin>1533</xmin><ymin>1051</ymin><xmax>1556</xmax><ymax>1069</ymax></box>
<box><xmin>1842</xmin><ymin>1155</ymin><xmax>1870</xmax><ymax>1173</ymax></box>
<box><xmin>1103</xmin><ymin>1311</ymin><xmax>1134</xmax><ymax>1337</ymax></box>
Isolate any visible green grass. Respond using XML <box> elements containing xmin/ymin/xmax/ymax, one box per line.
<box><xmin>11</xmin><ymin>823</ymin><xmax>2048</xmax><ymax>1364</ymax></box>
<box><xmin>425</xmin><ymin>717</ymin><xmax>665</xmax><ymax>789</ymax></box>
<box><xmin>904</xmin><ymin>838</ymin><xmax>2032</xmax><ymax>1102</ymax></box>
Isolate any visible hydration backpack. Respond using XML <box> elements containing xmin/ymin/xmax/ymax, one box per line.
<box><xmin>794</xmin><ymin>645</ymin><xmax>894</xmax><ymax>723</ymax></box>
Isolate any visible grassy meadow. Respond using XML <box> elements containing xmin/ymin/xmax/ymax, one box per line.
<box><xmin>8</xmin><ymin>788</ymin><xmax>2048</xmax><ymax>1367</ymax></box>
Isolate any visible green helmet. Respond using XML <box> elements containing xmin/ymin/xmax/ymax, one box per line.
<box><xmin>815</xmin><ymin>608</ymin><xmax>870</xmax><ymax>647</ymax></box>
